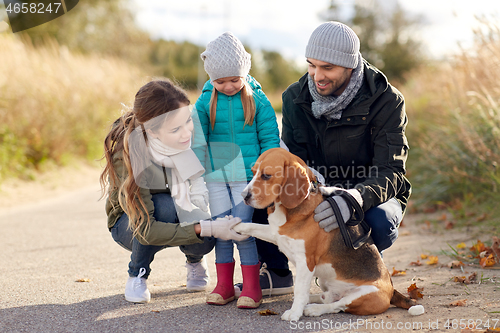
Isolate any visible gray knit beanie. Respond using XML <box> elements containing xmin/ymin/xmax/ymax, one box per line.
<box><xmin>201</xmin><ymin>32</ymin><xmax>251</xmax><ymax>82</ymax></box>
<box><xmin>305</xmin><ymin>21</ymin><xmax>360</xmax><ymax>69</ymax></box>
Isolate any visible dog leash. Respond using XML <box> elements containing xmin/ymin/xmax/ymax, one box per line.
<box><xmin>325</xmin><ymin>191</ymin><xmax>371</xmax><ymax>250</ymax></box>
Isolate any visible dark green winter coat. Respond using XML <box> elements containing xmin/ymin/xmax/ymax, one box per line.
<box><xmin>281</xmin><ymin>60</ymin><xmax>411</xmax><ymax>214</ymax></box>
<box><xmin>105</xmin><ymin>150</ymin><xmax>203</xmax><ymax>246</ymax></box>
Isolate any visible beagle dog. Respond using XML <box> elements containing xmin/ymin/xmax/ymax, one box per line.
<box><xmin>233</xmin><ymin>148</ymin><xmax>415</xmax><ymax>321</ymax></box>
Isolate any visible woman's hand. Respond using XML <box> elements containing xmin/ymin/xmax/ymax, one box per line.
<box><xmin>199</xmin><ymin>216</ymin><xmax>248</xmax><ymax>241</ymax></box>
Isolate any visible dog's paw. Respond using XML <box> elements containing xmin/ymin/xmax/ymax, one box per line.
<box><xmin>281</xmin><ymin>309</ymin><xmax>302</xmax><ymax>321</ymax></box>
<box><xmin>304</xmin><ymin>304</ymin><xmax>324</xmax><ymax>317</ymax></box>
<box><xmin>232</xmin><ymin>223</ymin><xmax>247</xmax><ymax>234</ymax></box>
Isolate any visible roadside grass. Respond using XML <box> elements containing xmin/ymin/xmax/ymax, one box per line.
<box><xmin>0</xmin><ymin>33</ymin><xmax>146</xmax><ymax>180</ymax></box>
<box><xmin>402</xmin><ymin>19</ymin><xmax>500</xmax><ymax>223</ymax></box>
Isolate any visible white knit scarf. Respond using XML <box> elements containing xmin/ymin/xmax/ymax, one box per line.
<box><xmin>308</xmin><ymin>53</ymin><xmax>364</xmax><ymax>120</ymax></box>
<box><xmin>148</xmin><ymin>138</ymin><xmax>204</xmax><ymax>212</ymax></box>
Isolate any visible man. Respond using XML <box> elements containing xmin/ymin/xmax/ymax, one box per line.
<box><xmin>250</xmin><ymin>21</ymin><xmax>411</xmax><ymax>295</ymax></box>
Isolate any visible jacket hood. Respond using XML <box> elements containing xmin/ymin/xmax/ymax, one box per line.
<box><xmin>201</xmin><ymin>75</ymin><xmax>262</xmax><ymax>93</ymax></box>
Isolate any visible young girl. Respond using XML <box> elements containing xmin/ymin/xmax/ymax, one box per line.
<box><xmin>100</xmin><ymin>79</ymin><xmax>247</xmax><ymax>303</ymax></box>
<box><xmin>193</xmin><ymin>32</ymin><xmax>280</xmax><ymax>309</ymax></box>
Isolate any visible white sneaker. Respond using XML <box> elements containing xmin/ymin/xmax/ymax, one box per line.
<box><xmin>125</xmin><ymin>267</ymin><xmax>151</xmax><ymax>303</ymax></box>
<box><xmin>186</xmin><ymin>258</ymin><xmax>209</xmax><ymax>292</ymax></box>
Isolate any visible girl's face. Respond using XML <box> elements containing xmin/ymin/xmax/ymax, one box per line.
<box><xmin>212</xmin><ymin>76</ymin><xmax>245</xmax><ymax>96</ymax></box>
<box><xmin>149</xmin><ymin>104</ymin><xmax>194</xmax><ymax>150</ymax></box>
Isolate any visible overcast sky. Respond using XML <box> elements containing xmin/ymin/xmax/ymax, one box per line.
<box><xmin>130</xmin><ymin>0</ymin><xmax>499</xmax><ymax>62</ymax></box>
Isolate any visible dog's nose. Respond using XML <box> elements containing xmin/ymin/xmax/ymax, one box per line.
<box><xmin>242</xmin><ymin>190</ymin><xmax>251</xmax><ymax>202</ymax></box>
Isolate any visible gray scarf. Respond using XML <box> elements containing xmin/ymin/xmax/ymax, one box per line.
<box><xmin>308</xmin><ymin>53</ymin><xmax>364</xmax><ymax>120</ymax></box>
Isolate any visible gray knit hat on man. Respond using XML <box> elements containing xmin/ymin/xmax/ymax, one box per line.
<box><xmin>201</xmin><ymin>32</ymin><xmax>251</xmax><ymax>82</ymax></box>
<box><xmin>305</xmin><ymin>21</ymin><xmax>360</xmax><ymax>69</ymax></box>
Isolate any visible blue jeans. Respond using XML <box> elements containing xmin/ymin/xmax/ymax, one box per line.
<box><xmin>207</xmin><ymin>182</ymin><xmax>258</xmax><ymax>266</ymax></box>
<box><xmin>364</xmin><ymin>198</ymin><xmax>402</xmax><ymax>252</ymax></box>
<box><xmin>257</xmin><ymin>197</ymin><xmax>403</xmax><ymax>269</ymax></box>
<box><xmin>111</xmin><ymin>193</ymin><xmax>216</xmax><ymax>278</ymax></box>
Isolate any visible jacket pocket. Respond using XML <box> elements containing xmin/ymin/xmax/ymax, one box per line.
<box><xmin>387</xmin><ymin>132</ymin><xmax>409</xmax><ymax>169</ymax></box>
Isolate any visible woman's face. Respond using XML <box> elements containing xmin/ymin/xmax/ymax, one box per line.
<box><xmin>212</xmin><ymin>76</ymin><xmax>245</xmax><ymax>96</ymax></box>
<box><xmin>150</xmin><ymin>104</ymin><xmax>194</xmax><ymax>150</ymax></box>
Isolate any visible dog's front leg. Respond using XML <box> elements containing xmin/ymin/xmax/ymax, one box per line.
<box><xmin>232</xmin><ymin>223</ymin><xmax>278</xmax><ymax>245</ymax></box>
<box><xmin>281</xmin><ymin>254</ymin><xmax>314</xmax><ymax>321</ymax></box>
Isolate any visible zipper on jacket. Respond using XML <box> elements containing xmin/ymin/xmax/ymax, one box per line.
<box><xmin>229</xmin><ymin>96</ymin><xmax>236</xmax><ymax>181</ymax></box>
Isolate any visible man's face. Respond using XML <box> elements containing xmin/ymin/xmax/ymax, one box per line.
<box><xmin>307</xmin><ymin>58</ymin><xmax>353</xmax><ymax>97</ymax></box>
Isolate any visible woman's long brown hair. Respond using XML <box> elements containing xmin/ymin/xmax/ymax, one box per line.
<box><xmin>209</xmin><ymin>79</ymin><xmax>255</xmax><ymax>130</ymax></box>
<box><xmin>100</xmin><ymin>79</ymin><xmax>190</xmax><ymax>239</ymax></box>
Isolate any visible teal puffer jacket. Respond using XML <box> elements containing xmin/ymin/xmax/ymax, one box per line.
<box><xmin>193</xmin><ymin>75</ymin><xmax>280</xmax><ymax>183</ymax></box>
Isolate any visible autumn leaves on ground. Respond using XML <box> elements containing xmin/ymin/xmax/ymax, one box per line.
<box><xmin>377</xmin><ymin>212</ymin><xmax>500</xmax><ymax>333</ymax></box>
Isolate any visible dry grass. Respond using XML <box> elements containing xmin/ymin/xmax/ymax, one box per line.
<box><xmin>0</xmin><ymin>33</ymin><xmax>146</xmax><ymax>179</ymax></box>
<box><xmin>402</xmin><ymin>19</ymin><xmax>500</xmax><ymax>213</ymax></box>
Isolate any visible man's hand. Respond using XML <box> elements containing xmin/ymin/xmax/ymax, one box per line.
<box><xmin>199</xmin><ymin>216</ymin><xmax>249</xmax><ymax>241</ymax></box>
<box><xmin>314</xmin><ymin>188</ymin><xmax>363</xmax><ymax>232</ymax></box>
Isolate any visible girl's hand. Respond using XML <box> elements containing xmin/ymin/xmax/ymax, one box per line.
<box><xmin>191</xmin><ymin>193</ymin><xmax>209</xmax><ymax>212</ymax></box>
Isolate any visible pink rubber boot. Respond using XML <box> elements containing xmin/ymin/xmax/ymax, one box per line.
<box><xmin>206</xmin><ymin>261</ymin><xmax>235</xmax><ymax>305</ymax></box>
<box><xmin>237</xmin><ymin>263</ymin><xmax>262</xmax><ymax>309</ymax></box>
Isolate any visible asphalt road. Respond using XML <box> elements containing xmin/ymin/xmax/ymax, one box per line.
<box><xmin>0</xmin><ymin>181</ymin><xmax>461</xmax><ymax>333</ymax></box>
<box><xmin>0</xmin><ymin>183</ymin><xmax>310</xmax><ymax>332</ymax></box>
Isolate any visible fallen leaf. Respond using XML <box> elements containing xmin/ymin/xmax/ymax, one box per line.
<box><xmin>151</xmin><ymin>310</ymin><xmax>160</xmax><ymax>313</ymax></box>
<box><xmin>258</xmin><ymin>309</ymin><xmax>278</xmax><ymax>316</ymax></box>
<box><xmin>480</xmin><ymin>254</ymin><xmax>496</xmax><ymax>268</ymax></box>
<box><xmin>492</xmin><ymin>237</ymin><xmax>500</xmax><ymax>261</ymax></box>
<box><xmin>453</xmin><ymin>272</ymin><xmax>477</xmax><ymax>284</ymax></box>
<box><xmin>457</xmin><ymin>242</ymin><xmax>467</xmax><ymax>249</ymax></box>
<box><xmin>448</xmin><ymin>260</ymin><xmax>465</xmax><ymax>268</ymax></box>
<box><xmin>438</xmin><ymin>213</ymin><xmax>448</xmax><ymax>221</ymax></box>
<box><xmin>426</xmin><ymin>255</ymin><xmax>439</xmax><ymax>265</ymax></box>
<box><xmin>422</xmin><ymin>220</ymin><xmax>431</xmax><ymax>230</ymax></box>
<box><xmin>407</xmin><ymin>283</ymin><xmax>424</xmax><ymax>299</ymax></box>
<box><xmin>392</xmin><ymin>267</ymin><xmax>407</xmax><ymax>276</ymax></box>
<box><xmin>470</xmin><ymin>240</ymin><xmax>487</xmax><ymax>255</ymax></box>
<box><xmin>420</xmin><ymin>254</ymin><xmax>428</xmax><ymax>259</ymax></box>
<box><xmin>75</xmin><ymin>278</ymin><xmax>91</xmax><ymax>282</ymax></box>
<box><xmin>449</xmin><ymin>299</ymin><xmax>467</xmax><ymax>306</ymax></box>
<box><xmin>444</xmin><ymin>221</ymin><xmax>455</xmax><ymax>229</ymax></box>
<box><xmin>410</xmin><ymin>260</ymin><xmax>422</xmax><ymax>266</ymax></box>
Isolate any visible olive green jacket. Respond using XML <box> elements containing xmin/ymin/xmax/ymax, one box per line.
<box><xmin>105</xmin><ymin>150</ymin><xmax>203</xmax><ymax>246</ymax></box>
<box><xmin>282</xmin><ymin>60</ymin><xmax>411</xmax><ymax>213</ymax></box>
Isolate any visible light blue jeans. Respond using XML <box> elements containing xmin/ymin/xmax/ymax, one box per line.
<box><xmin>207</xmin><ymin>181</ymin><xmax>258</xmax><ymax>266</ymax></box>
<box><xmin>111</xmin><ymin>193</ymin><xmax>216</xmax><ymax>279</ymax></box>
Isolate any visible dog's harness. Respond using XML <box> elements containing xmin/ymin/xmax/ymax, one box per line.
<box><xmin>325</xmin><ymin>191</ymin><xmax>371</xmax><ymax>250</ymax></box>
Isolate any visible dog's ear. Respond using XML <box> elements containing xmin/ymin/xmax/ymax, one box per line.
<box><xmin>280</xmin><ymin>161</ymin><xmax>310</xmax><ymax>209</ymax></box>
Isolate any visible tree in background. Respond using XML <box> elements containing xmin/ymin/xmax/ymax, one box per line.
<box><xmin>250</xmin><ymin>50</ymin><xmax>303</xmax><ymax>93</ymax></box>
<box><xmin>150</xmin><ymin>39</ymin><xmax>201</xmax><ymax>89</ymax></box>
<box><xmin>7</xmin><ymin>0</ymin><xmax>304</xmax><ymax>93</ymax></box>
<box><xmin>19</xmin><ymin>0</ymin><xmax>152</xmax><ymax>65</ymax></box>
<box><xmin>321</xmin><ymin>0</ymin><xmax>425</xmax><ymax>83</ymax></box>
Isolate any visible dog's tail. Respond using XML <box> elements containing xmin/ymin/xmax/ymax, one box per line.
<box><xmin>390</xmin><ymin>289</ymin><xmax>416</xmax><ymax>309</ymax></box>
